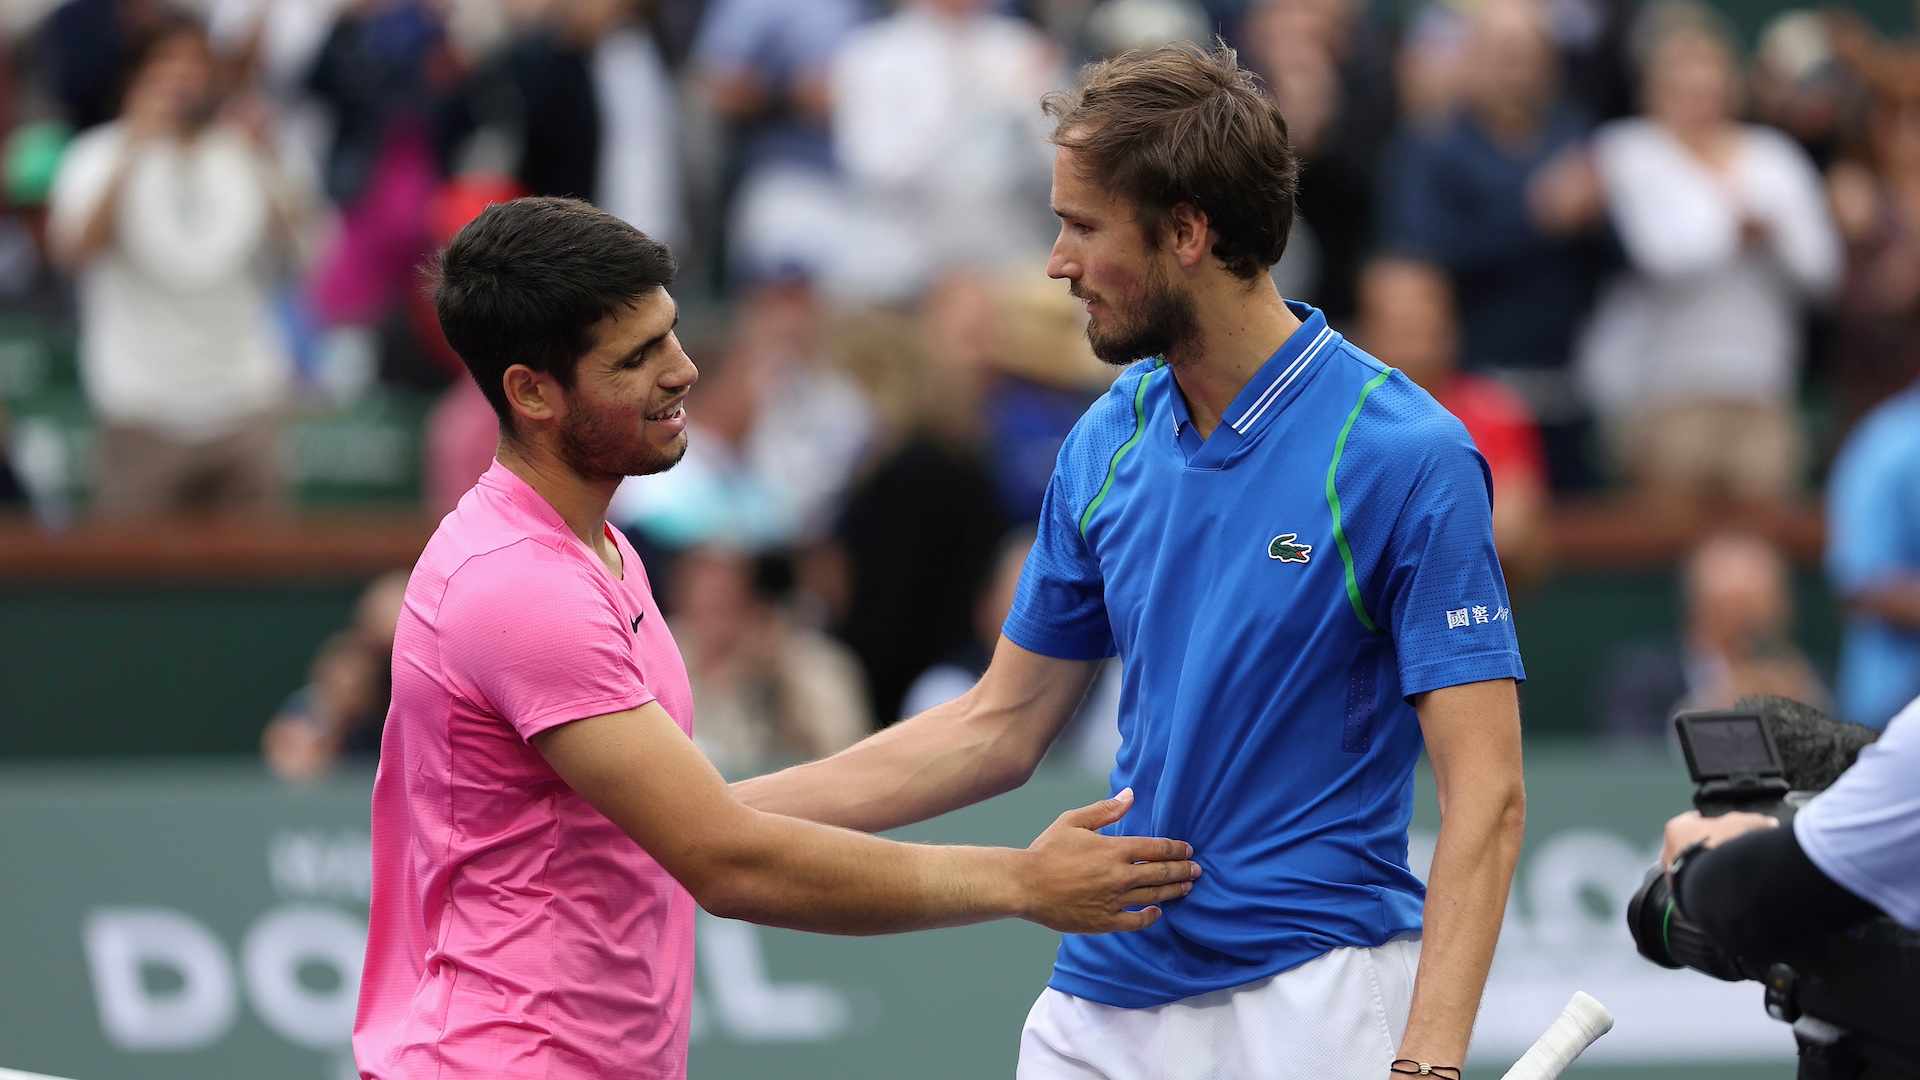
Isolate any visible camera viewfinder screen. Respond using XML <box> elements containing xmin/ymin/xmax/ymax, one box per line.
<box><xmin>1682</xmin><ymin>715</ymin><xmax>1779</xmax><ymax>778</ymax></box>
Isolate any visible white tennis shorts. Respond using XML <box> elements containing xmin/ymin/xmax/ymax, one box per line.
<box><xmin>1016</xmin><ymin>934</ymin><xmax>1422</xmax><ymax>1080</ymax></box>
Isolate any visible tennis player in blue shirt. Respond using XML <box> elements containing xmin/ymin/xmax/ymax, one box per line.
<box><xmin>737</xmin><ymin>42</ymin><xmax>1526</xmax><ymax>1080</ymax></box>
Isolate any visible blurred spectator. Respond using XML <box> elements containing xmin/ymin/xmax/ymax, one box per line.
<box><xmin>1244</xmin><ymin>0</ymin><xmax>1384</xmax><ymax>322</ymax></box>
<box><xmin>1577</xmin><ymin>7</ymin><xmax>1840</xmax><ymax>508</ymax></box>
<box><xmin>47</xmin><ymin>12</ymin><xmax>308</xmax><ymax>517</ymax></box>
<box><xmin>442</xmin><ymin>0</ymin><xmax>683</xmax><ymax>248</ymax></box>
<box><xmin>417</xmin><ymin>173</ymin><xmax>524</xmax><ymax>516</ymax></box>
<box><xmin>1079</xmin><ymin>0</ymin><xmax>1210</xmax><ymax>63</ymax></box>
<box><xmin>1601</xmin><ymin>532</ymin><xmax>1829</xmax><ymax>741</ymax></box>
<box><xmin>37</xmin><ymin>0</ymin><xmax>174</xmax><ymax>132</ymax></box>
<box><xmin>263</xmin><ymin>569</ymin><xmax>407</xmax><ymax>781</ymax></box>
<box><xmin>828</xmin><ymin>0</ymin><xmax>1061</xmax><ymax>300</ymax></box>
<box><xmin>668</xmin><ymin>544</ymin><xmax>870</xmax><ymax>774</ymax></box>
<box><xmin>610</xmin><ymin>267</ymin><xmax>876</xmax><ymax>551</ymax></box>
<box><xmin>1826</xmin><ymin>374</ymin><xmax>1920</xmax><ymax>730</ymax></box>
<box><xmin>829</xmin><ymin>270</ymin><xmax>1010</xmax><ymax>722</ymax></box>
<box><xmin>1824</xmin><ymin>67</ymin><xmax>1920</xmax><ymax>437</ymax></box>
<box><xmin>1356</xmin><ymin>257</ymin><xmax>1549</xmax><ymax>585</ymax></box>
<box><xmin>1380</xmin><ymin>0</ymin><xmax>1608</xmax><ymax>490</ymax></box>
<box><xmin>1</xmin><ymin>26</ymin><xmax>62</xmax><ymax>310</ymax></box>
<box><xmin>1749</xmin><ymin>9</ymin><xmax>1873</xmax><ymax>171</ymax></box>
<box><xmin>901</xmin><ymin>527</ymin><xmax>1122</xmax><ymax>772</ymax></box>
<box><xmin>611</xmin><ymin>325</ymin><xmax>796</xmax><ymax>551</ymax></box>
<box><xmin>688</xmin><ymin>0</ymin><xmax>866</xmax><ymax>282</ymax></box>
<box><xmin>1399</xmin><ymin>0</ymin><xmax>1639</xmax><ymax>129</ymax></box>
<box><xmin>302</xmin><ymin>0</ymin><xmax>449</xmax><ymax>328</ymax></box>
<box><xmin>981</xmin><ymin>270</ymin><xmax>1113</xmax><ymax>519</ymax></box>
<box><xmin>734</xmin><ymin>268</ymin><xmax>875</xmax><ymax>536</ymax></box>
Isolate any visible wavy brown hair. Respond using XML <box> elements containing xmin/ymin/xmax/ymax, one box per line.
<box><xmin>1042</xmin><ymin>42</ymin><xmax>1299</xmax><ymax>281</ymax></box>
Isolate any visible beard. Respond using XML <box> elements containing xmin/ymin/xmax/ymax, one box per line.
<box><xmin>1084</xmin><ymin>258</ymin><xmax>1199</xmax><ymax>367</ymax></box>
<box><xmin>557</xmin><ymin>400</ymin><xmax>688</xmax><ymax>483</ymax></box>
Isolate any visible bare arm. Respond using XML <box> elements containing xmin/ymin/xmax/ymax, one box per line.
<box><xmin>730</xmin><ymin>636</ymin><xmax>1098</xmax><ymax>832</ymax></box>
<box><xmin>1395</xmin><ymin>678</ymin><xmax>1526</xmax><ymax>1071</ymax></box>
<box><xmin>534</xmin><ymin>699</ymin><xmax>1194</xmax><ymax>936</ymax></box>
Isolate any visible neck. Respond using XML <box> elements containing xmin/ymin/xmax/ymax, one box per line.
<box><xmin>1167</xmin><ymin>280</ymin><xmax>1302</xmax><ymax>440</ymax></box>
<box><xmin>496</xmin><ymin>436</ymin><xmax>618</xmax><ymax>550</ymax></box>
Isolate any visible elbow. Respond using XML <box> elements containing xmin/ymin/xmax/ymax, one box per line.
<box><xmin>1499</xmin><ymin>783</ymin><xmax>1528</xmax><ymax>861</ymax></box>
<box><xmin>690</xmin><ymin>872</ymin><xmax>757</xmax><ymax>923</ymax></box>
<box><xmin>668</xmin><ymin>814</ymin><xmax>772</xmax><ymax>922</ymax></box>
<box><xmin>683</xmin><ymin>850</ymin><xmax>771</xmax><ymax>923</ymax></box>
<box><xmin>987</xmin><ymin>737</ymin><xmax>1044</xmax><ymax>795</ymax></box>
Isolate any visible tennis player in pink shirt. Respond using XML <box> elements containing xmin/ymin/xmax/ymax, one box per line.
<box><xmin>352</xmin><ymin>197</ymin><xmax>1201</xmax><ymax>1080</ymax></box>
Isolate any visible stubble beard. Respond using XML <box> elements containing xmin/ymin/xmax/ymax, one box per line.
<box><xmin>558</xmin><ymin>404</ymin><xmax>688</xmax><ymax>483</ymax></box>
<box><xmin>1086</xmin><ymin>258</ymin><xmax>1200</xmax><ymax>367</ymax></box>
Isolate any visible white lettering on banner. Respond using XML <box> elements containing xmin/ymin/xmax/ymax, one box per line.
<box><xmin>83</xmin><ymin>908</ymin><xmax>238</xmax><ymax>1051</ymax></box>
<box><xmin>79</xmin><ymin>904</ymin><xmax>853</xmax><ymax>1060</ymax></box>
<box><xmin>1407</xmin><ymin>830</ymin><xmax>1796</xmax><ymax>1065</ymax></box>
<box><xmin>269</xmin><ymin>832</ymin><xmax>372</xmax><ymax>902</ymax></box>
<box><xmin>77</xmin><ymin>827</ymin><xmax>1796</xmax><ymax>1068</ymax></box>
<box><xmin>241</xmin><ymin>906</ymin><xmax>366</xmax><ymax>1050</ymax></box>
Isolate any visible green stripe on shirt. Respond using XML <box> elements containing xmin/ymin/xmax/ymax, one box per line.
<box><xmin>1079</xmin><ymin>366</ymin><xmax>1159</xmax><ymax>538</ymax></box>
<box><xmin>1326</xmin><ymin>369</ymin><xmax>1393</xmax><ymax>633</ymax></box>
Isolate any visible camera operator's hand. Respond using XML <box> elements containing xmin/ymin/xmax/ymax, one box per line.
<box><xmin>1661</xmin><ymin>810</ymin><xmax>1778</xmax><ymax>887</ymax></box>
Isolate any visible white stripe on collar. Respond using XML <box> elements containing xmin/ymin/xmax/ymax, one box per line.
<box><xmin>1230</xmin><ymin>326</ymin><xmax>1335</xmax><ymax>435</ymax></box>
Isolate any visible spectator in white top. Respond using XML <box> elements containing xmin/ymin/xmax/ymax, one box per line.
<box><xmin>827</xmin><ymin>0</ymin><xmax>1062</xmax><ymax>301</ymax></box>
<box><xmin>48</xmin><ymin>12</ymin><xmax>307</xmax><ymax>518</ymax></box>
<box><xmin>1577</xmin><ymin>7</ymin><xmax>1840</xmax><ymax>508</ymax></box>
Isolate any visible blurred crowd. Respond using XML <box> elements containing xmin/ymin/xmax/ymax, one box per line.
<box><xmin>0</xmin><ymin>0</ymin><xmax>1917</xmax><ymax>774</ymax></box>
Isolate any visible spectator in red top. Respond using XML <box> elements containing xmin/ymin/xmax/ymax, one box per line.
<box><xmin>1357</xmin><ymin>256</ymin><xmax>1549</xmax><ymax>585</ymax></box>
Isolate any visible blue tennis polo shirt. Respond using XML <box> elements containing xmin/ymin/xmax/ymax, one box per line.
<box><xmin>1004</xmin><ymin>302</ymin><xmax>1525</xmax><ymax>1008</ymax></box>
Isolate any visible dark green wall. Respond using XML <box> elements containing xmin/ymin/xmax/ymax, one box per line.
<box><xmin>0</xmin><ymin>582</ymin><xmax>363</xmax><ymax>756</ymax></box>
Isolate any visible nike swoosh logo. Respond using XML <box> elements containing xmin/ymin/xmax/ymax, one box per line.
<box><xmin>631</xmin><ymin>613</ymin><xmax>643</xmax><ymax>633</ymax></box>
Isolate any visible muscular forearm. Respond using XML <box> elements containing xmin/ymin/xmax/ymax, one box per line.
<box><xmin>731</xmin><ymin>688</ymin><xmax>1039</xmax><ymax>833</ymax></box>
<box><xmin>1398</xmin><ymin>782</ymin><xmax>1526</xmax><ymax>1066</ymax></box>
<box><xmin>703</xmin><ymin>808</ymin><xmax>1025</xmax><ymax>934</ymax></box>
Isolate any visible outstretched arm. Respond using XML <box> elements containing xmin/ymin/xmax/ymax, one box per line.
<box><xmin>730</xmin><ymin>636</ymin><xmax>1099</xmax><ymax>833</ymax></box>
<box><xmin>535</xmin><ymin>699</ymin><xmax>1194</xmax><ymax>935</ymax></box>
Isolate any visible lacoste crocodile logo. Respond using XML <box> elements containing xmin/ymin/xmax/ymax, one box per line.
<box><xmin>1268</xmin><ymin>533</ymin><xmax>1313</xmax><ymax>564</ymax></box>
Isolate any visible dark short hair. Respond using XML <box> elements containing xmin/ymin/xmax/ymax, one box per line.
<box><xmin>429</xmin><ymin>196</ymin><xmax>677</xmax><ymax>428</ymax></box>
<box><xmin>1042</xmin><ymin>42</ymin><xmax>1298</xmax><ymax>280</ymax></box>
<box><xmin>1737</xmin><ymin>695</ymin><xmax>1881</xmax><ymax>791</ymax></box>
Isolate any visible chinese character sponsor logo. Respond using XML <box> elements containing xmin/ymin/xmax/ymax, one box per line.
<box><xmin>1446</xmin><ymin>608</ymin><xmax>1470</xmax><ymax>630</ymax></box>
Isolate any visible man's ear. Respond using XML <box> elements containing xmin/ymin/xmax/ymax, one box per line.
<box><xmin>1166</xmin><ymin>202</ymin><xmax>1213</xmax><ymax>269</ymax></box>
<box><xmin>502</xmin><ymin>364</ymin><xmax>563</xmax><ymax>427</ymax></box>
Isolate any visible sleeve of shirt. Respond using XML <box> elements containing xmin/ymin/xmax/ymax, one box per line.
<box><xmin>438</xmin><ymin>542</ymin><xmax>656</xmax><ymax>741</ymax></box>
<box><xmin>1365</xmin><ymin>409</ymin><xmax>1526</xmax><ymax>698</ymax></box>
<box><xmin>1002</xmin><ymin>467</ymin><xmax>1114</xmax><ymax>661</ymax></box>
<box><xmin>1793</xmin><ymin>697</ymin><xmax>1920</xmax><ymax>930</ymax></box>
<box><xmin>46</xmin><ymin>129</ymin><xmax>120</xmax><ymax>255</ymax></box>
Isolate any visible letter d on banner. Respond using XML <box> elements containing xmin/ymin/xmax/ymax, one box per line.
<box><xmin>83</xmin><ymin>908</ymin><xmax>237</xmax><ymax>1050</ymax></box>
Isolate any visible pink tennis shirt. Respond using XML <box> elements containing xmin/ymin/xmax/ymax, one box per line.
<box><xmin>355</xmin><ymin>460</ymin><xmax>696</xmax><ymax>1080</ymax></box>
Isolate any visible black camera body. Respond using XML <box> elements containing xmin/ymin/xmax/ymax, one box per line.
<box><xmin>1625</xmin><ymin>710</ymin><xmax>1920</xmax><ymax>1080</ymax></box>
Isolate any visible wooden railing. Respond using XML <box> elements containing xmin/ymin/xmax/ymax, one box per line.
<box><xmin>0</xmin><ymin>496</ymin><xmax>1828</xmax><ymax>583</ymax></box>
